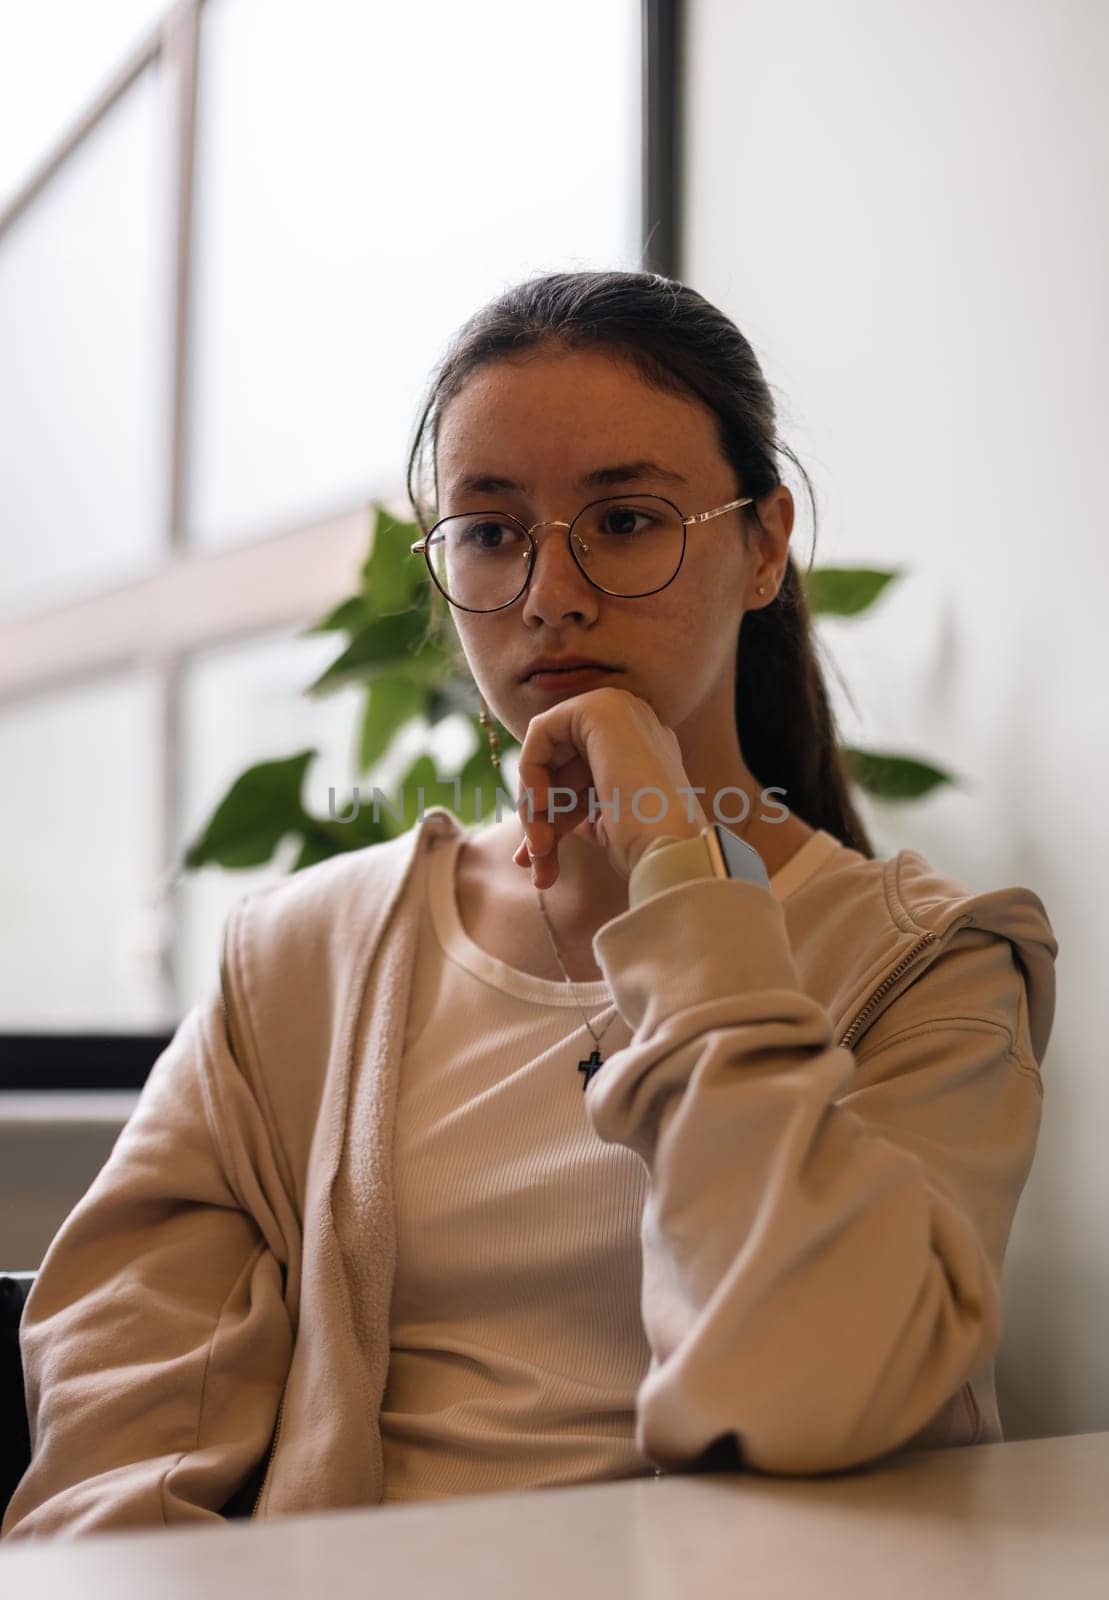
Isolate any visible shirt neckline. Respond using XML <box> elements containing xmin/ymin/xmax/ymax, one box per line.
<box><xmin>424</xmin><ymin>822</ymin><xmax>840</xmax><ymax>1006</ymax></box>
<box><xmin>426</xmin><ymin>833</ymin><xmax>610</xmax><ymax>1005</ymax></box>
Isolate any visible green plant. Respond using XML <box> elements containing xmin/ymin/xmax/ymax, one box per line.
<box><xmin>181</xmin><ymin>505</ymin><xmax>958</xmax><ymax>876</ymax></box>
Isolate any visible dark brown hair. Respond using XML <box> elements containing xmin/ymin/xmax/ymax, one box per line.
<box><xmin>406</xmin><ymin>269</ymin><xmax>874</xmax><ymax>858</ymax></box>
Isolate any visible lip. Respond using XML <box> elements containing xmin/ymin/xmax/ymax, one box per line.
<box><xmin>525</xmin><ymin>666</ymin><xmax>618</xmax><ymax>690</ymax></box>
<box><xmin>520</xmin><ymin>656</ymin><xmax>617</xmax><ymax>682</ymax></box>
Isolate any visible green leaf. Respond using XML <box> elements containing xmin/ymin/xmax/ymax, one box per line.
<box><xmin>288</xmin><ymin>825</ymin><xmax>355</xmax><ymax>871</ymax></box>
<box><xmin>357</xmin><ymin>673</ymin><xmax>427</xmax><ymax>771</ymax></box>
<box><xmin>426</xmin><ymin>675</ymin><xmax>481</xmax><ymax>723</ymax></box>
<box><xmin>182</xmin><ymin>750</ymin><xmax>317</xmax><ymax>869</ymax></box>
<box><xmin>373</xmin><ymin>751</ymin><xmax>444</xmax><ymax>836</ymax></box>
<box><xmin>299</xmin><ymin>595</ymin><xmax>370</xmax><ymax>637</ymax></box>
<box><xmin>360</xmin><ymin>504</ymin><xmax>428</xmax><ymax>617</ymax></box>
<box><xmin>284</xmin><ymin>799</ymin><xmax>390</xmax><ymax>869</ymax></box>
<box><xmin>305</xmin><ymin>791</ymin><xmax>394</xmax><ymax>849</ymax></box>
<box><xmin>426</xmin><ymin>687</ymin><xmax>452</xmax><ymax>722</ymax></box>
<box><xmin>804</xmin><ymin>567</ymin><xmax>903</xmax><ymax>616</ymax></box>
<box><xmin>304</xmin><ymin>610</ymin><xmax>434</xmax><ymax>695</ymax></box>
<box><xmin>840</xmin><ymin>746</ymin><xmax>961</xmax><ymax>800</ymax></box>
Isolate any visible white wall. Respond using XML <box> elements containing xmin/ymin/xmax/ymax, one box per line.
<box><xmin>684</xmin><ymin>0</ymin><xmax>1107</xmax><ymax>1439</ymax></box>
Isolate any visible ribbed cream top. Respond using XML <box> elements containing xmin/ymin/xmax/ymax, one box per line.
<box><xmin>379</xmin><ymin>827</ymin><xmax>838</xmax><ymax>1502</ymax></box>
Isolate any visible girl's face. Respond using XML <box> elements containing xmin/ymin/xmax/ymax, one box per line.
<box><xmin>433</xmin><ymin>346</ymin><xmax>792</xmax><ymax>753</ymax></box>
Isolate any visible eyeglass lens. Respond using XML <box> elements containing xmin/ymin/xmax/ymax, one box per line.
<box><xmin>426</xmin><ymin>495</ymin><xmax>685</xmax><ymax>609</ymax></box>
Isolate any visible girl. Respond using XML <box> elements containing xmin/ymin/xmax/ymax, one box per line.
<box><xmin>2</xmin><ymin>272</ymin><xmax>1057</xmax><ymax>1538</ymax></box>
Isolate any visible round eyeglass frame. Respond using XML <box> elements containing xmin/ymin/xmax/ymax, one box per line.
<box><xmin>409</xmin><ymin>493</ymin><xmax>754</xmax><ymax>613</ymax></box>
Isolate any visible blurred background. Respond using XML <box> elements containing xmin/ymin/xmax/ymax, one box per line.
<box><xmin>1</xmin><ymin>0</ymin><xmax>1105</xmax><ymax>1444</ymax></box>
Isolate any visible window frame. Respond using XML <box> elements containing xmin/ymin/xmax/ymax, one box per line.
<box><xmin>0</xmin><ymin>0</ymin><xmax>681</xmax><ymax>1090</ymax></box>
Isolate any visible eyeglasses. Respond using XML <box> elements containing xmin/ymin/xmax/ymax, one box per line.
<box><xmin>410</xmin><ymin>493</ymin><xmax>753</xmax><ymax>613</ymax></box>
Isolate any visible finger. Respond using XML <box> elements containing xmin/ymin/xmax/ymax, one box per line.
<box><xmin>513</xmin><ymin>794</ymin><xmax>594</xmax><ymax>875</ymax></box>
<box><xmin>539</xmin><ymin>754</ymin><xmax>593</xmax><ymax>847</ymax></box>
<box><xmin>516</xmin><ymin>711</ymin><xmax>582</xmax><ymax>815</ymax></box>
<box><xmin>545</xmin><ymin>786</ymin><xmax>595</xmax><ymax>846</ymax></box>
<box><xmin>530</xmin><ymin>794</ymin><xmax>600</xmax><ymax>892</ymax></box>
<box><xmin>515</xmin><ymin>771</ymin><xmax>592</xmax><ymax>883</ymax></box>
<box><xmin>516</xmin><ymin>731</ymin><xmax>587</xmax><ymax>854</ymax></box>
<box><xmin>552</xmin><ymin>750</ymin><xmax>592</xmax><ymax>793</ymax></box>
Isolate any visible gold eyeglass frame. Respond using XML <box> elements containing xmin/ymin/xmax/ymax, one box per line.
<box><xmin>410</xmin><ymin>493</ymin><xmax>755</xmax><ymax>613</ymax></box>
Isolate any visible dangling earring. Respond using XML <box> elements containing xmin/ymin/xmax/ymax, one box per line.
<box><xmin>476</xmin><ymin>691</ymin><xmax>502</xmax><ymax>775</ymax></box>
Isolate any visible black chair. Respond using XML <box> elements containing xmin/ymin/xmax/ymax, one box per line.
<box><xmin>0</xmin><ymin>1272</ymin><xmax>35</xmax><ymax>1521</ymax></box>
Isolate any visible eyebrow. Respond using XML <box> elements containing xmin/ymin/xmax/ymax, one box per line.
<box><xmin>449</xmin><ymin>459</ymin><xmax>689</xmax><ymax>497</ymax></box>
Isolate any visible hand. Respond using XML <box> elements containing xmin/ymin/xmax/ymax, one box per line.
<box><xmin>509</xmin><ymin>686</ymin><xmax>708</xmax><ymax>890</ymax></box>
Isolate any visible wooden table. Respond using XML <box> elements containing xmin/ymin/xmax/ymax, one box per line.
<box><xmin>2</xmin><ymin>1431</ymin><xmax>1106</xmax><ymax>1598</ymax></box>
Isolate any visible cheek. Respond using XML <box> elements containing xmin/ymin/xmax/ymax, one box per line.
<box><xmin>655</xmin><ymin>588</ymin><xmax>729</xmax><ymax>648</ymax></box>
<box><xmin>452</xmin><ymin>621</ymin><xmax>522</xmax><ymax>720</ymax></box>
<box><xmin>451</xmin><ymin>616</ymin><xmax>492</xmax><ymax>667</ymax></box>
<box><xmin>667</xmin><ymin>589</ymin><xmax>743</xmax><ymax>689</ymax></box>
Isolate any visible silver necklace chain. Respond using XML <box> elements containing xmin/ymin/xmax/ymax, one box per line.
<box><xmin>534</xmin><ymin>885</ymin><xmax>620</xmax><ymax>1056</ymax></box>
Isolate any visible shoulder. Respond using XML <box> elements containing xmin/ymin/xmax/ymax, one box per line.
<box><xmin>790</xmin><ymin>832</ymin><xmax>1058</xmax><ymax>1067</ymax></box>
<box><xmin>797</xmin><ymin>829</ymin><xmax>1056</xmax><ymax>954</ymax></box>
<box><xmin>890</xmin><ymin>846</ymin><xmax>1058</xmax><ymax>1066</ymax></box>
<box><xmin>218</xmin><ymin>806</ymin><xmax>474</xmax><ymax>1010</ymax></box>
<box><xmin>224</xmin><ymin>808</ymin><xmax>465</xmax><ymax>969</ymax></box>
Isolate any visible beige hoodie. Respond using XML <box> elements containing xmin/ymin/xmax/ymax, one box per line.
<box><xmin>2</xmin><ymin>807</ymin><xmax>1058</xmax><ymax>1538</ymax></box>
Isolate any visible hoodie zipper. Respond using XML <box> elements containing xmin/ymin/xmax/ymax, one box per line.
<box><xmin>837</xmin><ymin>932</ymin><xmax>938</xmax><ymax>1053</ymax></box>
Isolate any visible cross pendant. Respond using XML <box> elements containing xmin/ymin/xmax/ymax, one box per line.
<box><xmin>578</xmin><ymin>1049</ymin><xmax>604</xmax><ymax>1090</ymax></box>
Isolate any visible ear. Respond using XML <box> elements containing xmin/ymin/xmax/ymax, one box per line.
<box><xmin>748</xmin><ymin>484</ymin><xmax>793</xmax><ymax>601</ymax></box>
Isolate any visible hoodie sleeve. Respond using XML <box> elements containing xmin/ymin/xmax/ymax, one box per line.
<box><xmin>587</xmin><ymin>875</ymin><xmax>1050</xmax><ymax>1478</ymax></box>
<box><xmin>0</xmin><ymin>977</ymin><xmax>297</xmax><ymax>1539</ymax></box>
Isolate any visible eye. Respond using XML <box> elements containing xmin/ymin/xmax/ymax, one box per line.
<box><xmin>599</xmin><ymin>504</ymin><xmax>658</xmax><ymax>537</ymax></box>
<box><xmin>457</xmin><ymin>517</ymin><xmax>525</xmax><ymax>550</ymax></box>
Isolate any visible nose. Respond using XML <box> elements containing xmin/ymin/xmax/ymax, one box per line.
<box><xmin>519</xmin><ymin>521</ymin><xmax>599</xmax><ymax>626</ymax></box>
